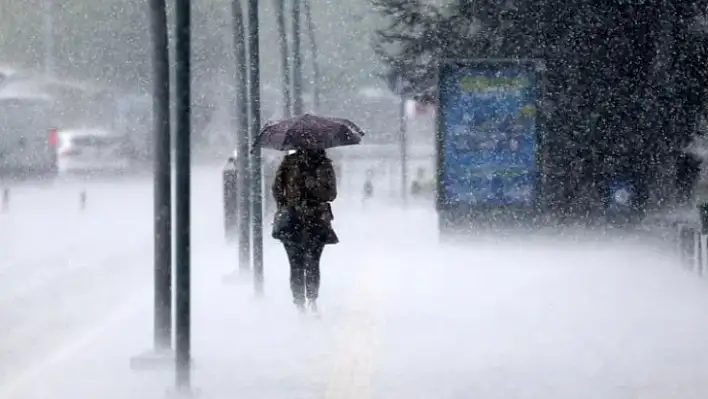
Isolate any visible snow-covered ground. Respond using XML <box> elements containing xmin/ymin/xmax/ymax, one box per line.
<box><xmin>1</xmin><ymin>166</ymin><xmax>708</xmax><ymax>398</ymax></box>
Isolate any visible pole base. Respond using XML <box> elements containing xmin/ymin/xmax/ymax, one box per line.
<box><xmin>254</xmin><ymin>281</ymin><xmax>264</xmax><ymax>298</ymax></box>
<box><xmin>222</xmin><ymin>269</ymin><xmax>251</xmax><ymax>284</ymax></box>
<box><xmin>129</xmin><ymin>348</ymin><xmax>175</xmax><ymax>371</ymax></box>
<box><xmin>165</xmin><ymin>387</ymin><xmax>200</xmax><ymax>398</ymax></box>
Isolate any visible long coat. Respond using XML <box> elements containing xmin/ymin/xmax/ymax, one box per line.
<box><xmin>272</xmin><ymin>152</ymin><xmax>338</xmax><ymax>244</ymax></box>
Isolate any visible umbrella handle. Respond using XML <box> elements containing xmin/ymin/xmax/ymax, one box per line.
<box><xmin>250</xmin><ymin>133</ymin><xmax>260</xmax><ymax>154</ymax></box>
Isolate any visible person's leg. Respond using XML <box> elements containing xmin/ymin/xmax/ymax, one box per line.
<box><xmin>283</xmin><ymin>242</ymin><xmax>306</xmax><ymax>308</ymax></box>
<box><xmin>304</xmin><ymin>240</ymin><xmax>325</xmax><ymax>304</ymax></box>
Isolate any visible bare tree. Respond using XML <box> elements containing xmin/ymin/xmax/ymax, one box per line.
<box><xmin>274</xmin><ymin>0</ymin><xmax>291</xmax><ymax>117</ymax></box>
<box><xmin>292</xmin><ymin>0</ymin><xmax>303</xmax><ymax>115</ymax></box>
<box><xmin>303</xmin><ymin>0</ymin><xmax>320</xmax><ymax>112</ymax></box>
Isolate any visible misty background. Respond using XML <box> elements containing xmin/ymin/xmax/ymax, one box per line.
<box><xmin>0</xmin><ymin>0</ymin><xmax>416</xmax><ymax>158</ymax></box>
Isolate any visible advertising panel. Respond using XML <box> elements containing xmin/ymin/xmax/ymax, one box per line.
<box><xmin>438</xmin><ymin>61</ymin><xmax>538</xmax><ymax>207</ymax></box>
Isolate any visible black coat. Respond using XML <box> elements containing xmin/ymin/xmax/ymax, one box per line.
<box><xmin>271</xmin><ymin>153</ymin><xmax>339</xmax><ymax>244</ymax></box>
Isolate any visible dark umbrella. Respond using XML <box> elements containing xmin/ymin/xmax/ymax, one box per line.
<box><xmin>253</xmin><ymin>113</ymin><xmax>365</xmax><ymax>151</ymax></box>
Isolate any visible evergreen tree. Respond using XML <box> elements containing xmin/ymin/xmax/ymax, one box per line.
<box><xmin>374</xmin><ymin>0</ymin><xmax>708</xmax><ymax>213</ymax></box>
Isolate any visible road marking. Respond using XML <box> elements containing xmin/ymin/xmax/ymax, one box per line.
<box><xmin>0</xmin><ymin>295</ymin><xmax>148</xmax><ymax>399</ymax></box>
<box><xmin>324</xmin><ymin>266</ymin><xmax>386</xmax><ymax>399</ymax></box>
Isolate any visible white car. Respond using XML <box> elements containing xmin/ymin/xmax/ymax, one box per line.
<box><xmin>56</xmin><ymin>129</ymin><xmax>132</xmax><ymax>175</ymax></box>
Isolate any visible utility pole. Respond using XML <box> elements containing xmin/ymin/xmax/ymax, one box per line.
<box><xmin>248</xmin><ymin>0</ymin><xmax>264</xmax><ymax>295</ymax></box>
<box><xmin>291</xmin><ymin>0</ymin><xmax>303</xmax><ymax>115</ymax></box>
<box><xmin>232</xmin><ymin>0</ymin><xmax>251</xmax><ymax>274</ymax></box>
<box><xmin>274</xmin><ymin>0</ymin><xmax>291</xmax><ymax>118</ymax></box>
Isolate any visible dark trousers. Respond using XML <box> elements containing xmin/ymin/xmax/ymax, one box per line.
<box><xmin>283</xmin><ymin>239</ymin><xmax>325</xmax><ymax>304</ymax></box>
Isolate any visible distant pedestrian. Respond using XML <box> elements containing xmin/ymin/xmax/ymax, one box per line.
<box><xmin>271</xmin><ymin>149</ymin><xmax>338</xmax><ymax>314</ymax></box>
<box><xmin>362</xmin><ymin>168</ymin><xmax>374</xmax><ymax>206</ymax></box>
<box><xmin>410</xmin><ymin>167</ymin><xmax>426</xmax><ymax>197</ymax></box>
<box><xmin>363</xmin><ymin>178</ymin><xmax>374</xmax><ymax>198</ymax></box>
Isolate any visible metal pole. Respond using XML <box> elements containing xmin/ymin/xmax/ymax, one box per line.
<box><xmin>43</xmin><ymin>0</ymin><xmax>55</xmax><ymax>75</ymax></box>
<box><xmin>274</xmin><ymin>0</ymin><xmax>291</xmax><ymax>118</ymax></box>
<box><xmin>233</xmin><ymin>0</ymin><xmax>251</xmax><ymax>274</ymax></box>
<box><xmin>174</xmin><ymin>0</ymin><xmax>192</xmax><ymax>390</ymax></box>
<box><xmin>303</xmin><ymin>0</ymin><xmax>320</xmax><ymax>112</ymax></box>
<box><xmin>248</xmin><ymin>0</ymin><xmax>264</xmax><ymax>295</ymax></box>
<box><xmin>149</xmin><ymin>0</ymin><xmax>172</xmax><ymax>352</ymax></box>
<box><xmin>399</xmin><ymin>96</ymin><xmax>408</xmax><ymax>204</ymax></box>
<box><xmin>291</xmin><ymin>0</ymin><xmax>303</xmax><ymax>115</ymax></box>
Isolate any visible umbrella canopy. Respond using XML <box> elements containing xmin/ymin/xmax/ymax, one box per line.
<box><xmin>254</xmin><ymin>113</ymin><xmax>365</xmax><ymax>151</ymax></box>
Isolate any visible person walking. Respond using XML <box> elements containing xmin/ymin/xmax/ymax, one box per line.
<box><xmin>271</xmin><ymin>149</ymin><xmax>338</xmax><ymax>314</ymax></box>
<box><xmin>254</xmin><ymin>113</ymin><xmax>363</xmax><ymax>313</ymax></box>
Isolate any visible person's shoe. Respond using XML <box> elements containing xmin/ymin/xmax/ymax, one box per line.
<box><xmin>307</xmin><ymin>299</ymin><xmax>319</xmax><ymax>315</ymax></box>
<box><xmin>294</xmin><ymin>299</ymin><xmax>306</xmax><ymax>314</ymax></box>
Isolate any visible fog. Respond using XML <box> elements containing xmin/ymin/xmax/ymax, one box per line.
<box><xmin>0</xmin><ymin>165</ymin><xmax>706</xmax><ymax>398</ymax></box>
<box><xmin>0</xmin><ymin>1</ymin><xmax>416</xmax><ymax>163</ymax></box>
<box><xmin>0</xmin><ymin>1</ymin><xmax>382</xmax><ymax>92</ymax></box>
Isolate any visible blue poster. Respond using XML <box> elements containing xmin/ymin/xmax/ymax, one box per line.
<box><xmin>439</xmin><ymin>62</ymin><xmax>538</xmax><ymax>206</ymax></box>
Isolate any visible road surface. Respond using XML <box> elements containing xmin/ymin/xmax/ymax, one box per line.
<box><xmin>1</xmin><ymin>166</ymin><xmax>708</xmax><ymax>398</ymax></box>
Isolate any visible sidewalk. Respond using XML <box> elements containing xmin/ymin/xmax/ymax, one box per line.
<box><xmin>8</xmin><ymin>205</ymin><xmax>708</xmax><ymax>398</ymax></box>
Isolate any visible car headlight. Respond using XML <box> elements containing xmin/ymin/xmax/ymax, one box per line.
<box><xmin>613</xmin><ymin>188</ymin><xmax>631</xmax><ymax>205</ymax></box>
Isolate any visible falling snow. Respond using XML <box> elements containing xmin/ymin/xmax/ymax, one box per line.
<box><xmin>2</xmin><ymin>1</ymin><xmax>708</xmax><ymax>398</ymax></box>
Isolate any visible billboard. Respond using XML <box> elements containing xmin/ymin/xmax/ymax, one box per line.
<box><xmin>437</xmin><ymin>61</ymin><xmax>538</xmax><ymax>207</ymax></box>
